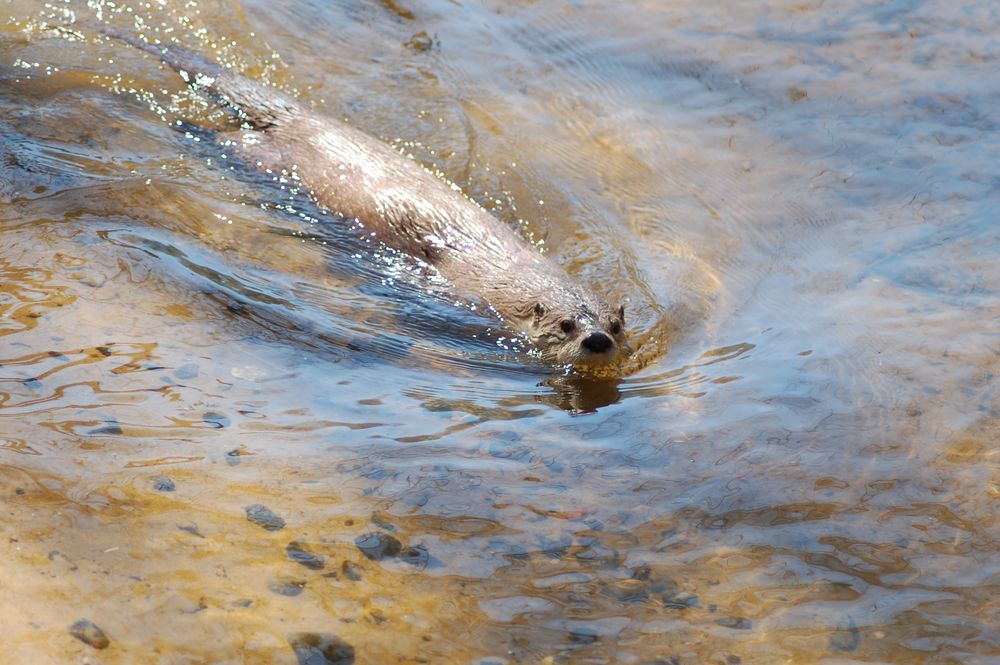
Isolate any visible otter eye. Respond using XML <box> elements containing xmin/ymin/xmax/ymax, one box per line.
<box><xmin>609</xmin><ymin>320</ymin><xmax>622</xmax><ymax>335</ymax></box>
<box><xmin>533</xmin><ymin>303</ymin><xmax>546</xmax><ymax>317</ymax></box>
<box><xmin>559</xmin><ymin>319</ymin><xmax>576</xmax><ymax>334</ymax></box>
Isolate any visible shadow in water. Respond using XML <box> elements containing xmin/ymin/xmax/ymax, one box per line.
<box><xmin>538</xmin><ymin>375</ymin><xmax>623</xmax><ymax>413</ymax></box>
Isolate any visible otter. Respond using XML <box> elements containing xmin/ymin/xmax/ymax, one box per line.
<box><xmin>104</xmin><ymin>30</ymin><xmax>628</xmax><ymax>367</ymax></box>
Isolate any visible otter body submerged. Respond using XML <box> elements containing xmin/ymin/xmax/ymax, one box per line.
<box><xmin>108</xmin><ymin>31</ymin><xmax>628</xmax><ymax>366</ymax></box>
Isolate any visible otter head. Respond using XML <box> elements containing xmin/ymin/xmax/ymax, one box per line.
<box><xmin>522</xmin><ymin>298</ymin><xmax>628</xmax><ymax>368</ymax></box>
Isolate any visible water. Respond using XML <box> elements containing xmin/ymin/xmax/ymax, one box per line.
<box><xmin>1</xmin><ymin>0</ymin><xmax>998</xmax><ymax>663</ymax></box>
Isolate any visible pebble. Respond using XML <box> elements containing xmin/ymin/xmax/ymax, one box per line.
<box><xmin>177</xmin><ymin>523</ymin><xmax>205</xmax><ymax>538</ymax></box>
<box><xmin>341</xmin><ymin>561</ymin><xmax>363</xmax><ymax>581</ymax></box>
<box><xmin>370</xmin><ymin>516</ymin><xmax>397</xmax><ymax>532</ymax></box>
<box><xmin>287</xmin><ymin>632</ymin><xmax>355</xmax><ymax>665</ymax></box>
<box><xmin>630</xmin><ymin>564</ymin><xmax>652</xmax><ymax>581</ymax></box>
<box><xmin>202</xmin><ymin>411</ymin><xmax>231</xmax><ymax>428</ymax></box>
<box><xmin>152</xmin><ymin>475</ymin><xmax>176</xmax><ymax>492</ymax></box>
<box><xmin>69</xmin><ymin>619</ymin><xmax>110</xmax><ymax>649</ymax></box>
<box><xmin>88</xmin><ymin>417</ymin><xmax>122</xmax><ymax>436</ymax></box>
<box><xmin>714</xmin><ymin>616</ymin><xmax>752</xmax><ymax>630</ymax></box>
<box><xmin>225</xmin><ymin>447</ymin><xmax>245</xmax><ymax>466</ymax></box>
<box><xmin>245</xmin><ymin>504</ymin><xmax>286</xmax><ymax>531</ymax></box>
<box><xmin>568</xmin><ymin>626</ymin><xmax>599</xmax><ymax>646</ymax></box>
<box><xmin>286</xmin><ymin>541</ymin><xmax>326</xmax><ymax>570</ymax></box>
<box><xmin>398</xmin><ymin>544</ymin><xmax>429</xmax><ymax>569</ymax></box>
<box><xmin>663</xmin><ymin>591</ymin><xmax>699</xmax><ymax>609</ymax></box>
<box><xmin>355</xmin><ymin>532</ymin><xmax>401</xmax><ymax>561</ymax></box>
<box><xmin>573</xmin><ymin>542</ymin><xmax>619</xmax><ymax>567</ymax></box>
<box><xmin>606</xmin><ymin>579</ymin><xmax>648</xmax><ymax>603</ymax></box>
<box><xmin>404</xmin><ymin>31</ymin><xmax>435</xmax><ymax>52</ymax></box>
<box><xmin>268</xmin><ymin>576</ymin><xmax>307</xmax><ymax>596</ymax></box>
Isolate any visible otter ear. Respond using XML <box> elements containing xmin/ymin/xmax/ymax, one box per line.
<box><xmin>618</xmin><ymin>304</ymin><xmax>625</xmax><ymax>323</ymax></box>
<box><xmin>533</xmin><ymin>302</ymin><xmax>546</xmax><ymax>318</ymax></box>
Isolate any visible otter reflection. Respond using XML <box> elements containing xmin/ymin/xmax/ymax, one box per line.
<box><xmin>538</xmin><ymin>375</ymin><xmax>623</xmax><ymax>413</ymax></box>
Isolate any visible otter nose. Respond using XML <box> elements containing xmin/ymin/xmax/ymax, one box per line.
<box><xmin>581</xmin><ymin>331</ymin><xmax>613</xmax><ymax>354</ymax></box>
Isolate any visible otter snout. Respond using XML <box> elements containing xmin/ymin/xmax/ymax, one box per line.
<box><xmin>581</xmin><ymin>331</ymin><xmax>613</xmax><ymax>354</ymax></box>
<box><xmin>524</xmin><ymin>300</ymin><xmax>627</xmax><ymax>367</ymax></box>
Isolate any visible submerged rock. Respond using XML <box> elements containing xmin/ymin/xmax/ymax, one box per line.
<box><xmin>152</xmin><ymin>475</ymin><xmax>175</xmax><ymax>492</ymax></box>
<box><xmin>354</xmin><ymin>532</ymin><xmax>401</xmax><ymax>561</ymax></box>
<box><xmin>663</xmin><ymin>591</ymin><xmax>699</xmax><ymax>609</ymax></box>
<box><xmin>202</xmin><ymin>411</ymin><xmax>231</xmax><ymax>428</ymax></box>
<box><xmin>287</xmin><ymin>632</ymin><xmax>355</xmax><ymax>665</ymax></box>
<box><xmin>268</xmin><ymin>576</ymin><xmax>307</xmax><ymax>596</ymax></box>
<box><xmin>245</xmin><ymin>504</ymin><xmax>286</xmax><ymax>531</ymax></box>
<box><xmin>398</xmin><ymin>544</ymin><xmax>430</xmax><ymax>569</ymax></box>
<box><xmin>568</xmin><ymin>626</ymin><xmax>599</xmax><ymax>646</ymax></box>
<box><xmin>341</xmin><ymin>561</ymin><xmax>363</xmax><ymax>581</ymax></box>
<box><xmin>286</xmin><ymin>541</ymin><xmax>326</xmax><ymax>570</ymax></box>
<box><xmin>69</xmin><ymin>619</ymin><xmax>110</xmax><ymax>649</ymax></box>
<box><xmin>715</xmin><ymin>616</ymin><xmax>753</xmax><ymax>630</ymax></box>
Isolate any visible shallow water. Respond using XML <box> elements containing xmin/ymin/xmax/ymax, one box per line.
<box><xmin>1</xmin><ymin>0</ymin><xmax>998</xmax><ymax>663</ymax></box>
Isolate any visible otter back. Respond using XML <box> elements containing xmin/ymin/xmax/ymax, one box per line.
<box><xmin>105</xmin><ymin>31</ymin><xmax>629</xmax><ymax>367</ymax></box>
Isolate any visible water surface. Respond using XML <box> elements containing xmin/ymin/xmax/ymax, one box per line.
<box><xmin>1</xmin><ymin>0</ymin><xmax>998</xmax><ymax>663</ymax></box>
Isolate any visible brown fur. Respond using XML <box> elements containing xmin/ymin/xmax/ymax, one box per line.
<box><xmin>106</xmin><ymin>30</ymin><xmax>628</xmax><ymax>366</ymax></box>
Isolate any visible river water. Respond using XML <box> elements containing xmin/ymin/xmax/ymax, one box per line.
<box><xmin>1</xmin><ymin>1</ymin><xmax>997</xmax><ymax>663</ymax></box>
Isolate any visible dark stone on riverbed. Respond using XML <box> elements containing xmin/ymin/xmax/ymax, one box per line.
<box><xmin>177</xmin><ymin>522</ymin><xmax>205</xmax><ymax>538</ymax></box>
<box><xmin>604</xmin><ymin>578</ymin><xmax>648</xmax><ymax>603</ymax></box>
<box><xmin>87</xmin><ymin>417</ymin><xmax>122</xmax><ymax>436</ymax></box>
<box><xmin>246</xmin><ymin>504</ymin><xmax>286</xmax><ymax>531</ymax></box>
<box><xmin>268</xmin><ymin>576</ymin><xmax>307</xmax><ymax>596</ymax></box>
<box><xmin>370</xmin><ymin>515</ymin><xmax>397</xmax><ymax>531</ymax></box>
<box><xmin>288</xmin><ymin>632</ymin><xmax>355</xmax><ymax>665</ymax></box>
<box><xmin>399</xmin><ymin>544</ymin><xmax>430</xmax><ymax>569</ymax></box>
<box><xmin>714</xmin><ymin>616</ymin><xmax>752</xmax><ymax>630</ymax></box>
<box><xmin>573</xmin><ymin>540</ymin><xmax>620</xmax><ymax>567</ymax></box>
<box><xmin>568</xmin><ymin>626</ymin><xmax>599</xmax><ymax>646</ymax></box>
<box><xmin>152</xmin><ymin>475</ymin><xmax>175</xmax><ymax>492</ymax></box>
<box><xmin>202</xmin><ymin>411</ymin><xmax>231</xmax><ymax>428</ymax></box>
<box><xmin>287</xmin><ymin>541</ymin><xmax>326</xmax><ymax>570</ymax></box>
<box><xmin>341</xmin><ymin>561</ymin><xmax>363</xmax><ymax>581</ymax></box>
<box><xmin>663</xmin><ymin>591</ymin><xmax>699</xmax><ymax>609</ymax></box>
<box><xmin>631</xmin><ymin>564</ymin><xmax>652</xmax><ymax>580</ymax></box>
<box><xmin>355</xmin><ymin>532</ymin><xmax>401</xmax><ymax>560</ymax></box>
<box><xmin>225</xmin><ymin>446</ymin><xmax>251</xmax><ymax>466</ymax></box>
<box><xmin>69</xmin><ymin>619</ymin><xmax>110</xmax><ymax>649</ymax></box>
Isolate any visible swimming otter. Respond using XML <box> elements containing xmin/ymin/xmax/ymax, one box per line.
<box><xmin>104</xmin><ymin>30</ymin><xmax>628</xmax><ymax>367</ymax></box>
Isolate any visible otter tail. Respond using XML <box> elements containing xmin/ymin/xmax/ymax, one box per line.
<box><xmin>101</xmin><ymin>28</ymin><xmax>298</xmax><ymax>128</ymax></box>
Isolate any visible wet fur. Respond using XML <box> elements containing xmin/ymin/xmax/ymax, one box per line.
<box><xmin>104</xmin><ymin>30</ymin><xmax>628</xmax><ymax>366</ymax></box>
